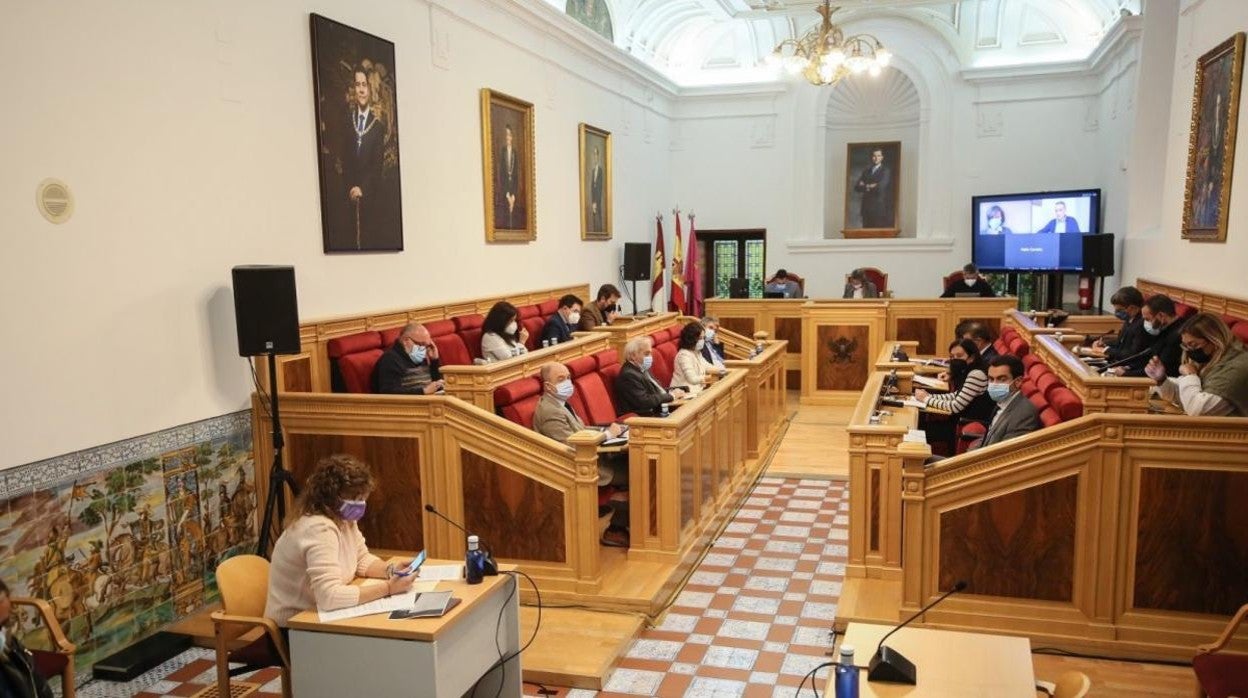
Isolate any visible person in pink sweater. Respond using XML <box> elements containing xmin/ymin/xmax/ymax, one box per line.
<box><xmin>264</xmin><ymin>454</ymin><xmax>416</xmax><ymax>626</ymax></box>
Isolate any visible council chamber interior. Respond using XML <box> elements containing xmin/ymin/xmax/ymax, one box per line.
<box><xmin>2</xmin><ymin>1</ymin><xmax>1247</xmax><ymax>697</ymax></box>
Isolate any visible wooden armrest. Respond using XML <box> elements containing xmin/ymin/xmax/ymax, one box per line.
<box><xmin>1197</xmin><ymin>603</ymin><xmax>1248</xmax><ymax>654</ymax></box>
<box><xmin>1035</xmin><ymin>679</ymin><xmax>1056</xmax><ymax>695</ymax></box>
<box><xmin>211</xmin><ymin>611</ymin><xmax>291</xmax><ymax>667</ymax></box>
<box><xmin>11</xmin><ymin>596</ymin><xmax>76</xmax><ymax>654</ymax></box>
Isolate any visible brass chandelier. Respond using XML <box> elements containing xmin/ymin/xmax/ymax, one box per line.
<box><xmin>769</xmin><ymin>1</ymin><xmax>891</xmax><ymax>87</ymax></box>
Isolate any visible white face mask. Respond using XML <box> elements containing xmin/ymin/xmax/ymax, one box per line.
<box><xmin>988</xmin><ymin>218</ymin><xmax>1002</xmax><ymax>230</ymax></box>
<box><xmin>505</xmin><ymin>321</ymin><xmax>518</xmax><ymax>335</ymax></box>
<box><xmin>695</xmin><ymin>339</ymin><xmax>705</xmax><ymax>351</ymax></box>
<box><xmin>964</xmin><ymin>277</ymin><xmax>978</xmax><ymax>286</ymax></box>
<box><xmin>567</xmin><ymin>311</ymin><xmax>581</xmax><ymax>325</ymax></box>
<box><xmin>0</xmin><ymin>626</ymin><xmax>7</xmax><ymax>648</ymax></box>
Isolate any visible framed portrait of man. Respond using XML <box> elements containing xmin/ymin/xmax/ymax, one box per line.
<box><xmin>481</xmin><ymin>89</ymin><xmax>536</xmax><ymax>242</ymax></box>
<box><xmin>310</xmin><ymin>14</ymin><xmax>404</xmax><ymax>253</ymax></box>
<box><xmin>1182</xmin><ymin>32</ymin><xmax>1244</xmax><ymax>243</ymax></box>
<box><xmin>842</xmin><ymin>141</ymin><xmax>901</xmax><ymax>239</ymax></box>
<box><xmin>579</xmin><ymin>124</ymin><xmax>612</xmax><ymax>240</ymax></box>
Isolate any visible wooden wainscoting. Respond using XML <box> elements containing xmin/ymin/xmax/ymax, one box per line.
<box><xmin>705</xmin><ymin>298</ymin><xmax>807</xmax><ymax>389</ymax></box>
<box><xmin>1137</xmin><ymin>278</ymin><xmax>1248</xmax><ymax>320</ymax></box>
<box><xmin>440</xmin><ymin>332</ymin><xmax>612</xmax><ymax>411</ymax></box>
<box><xmin>889</xmin><ymin>413</ymin><xmax>1248</xmax><ymax>660</ymax></box>
<box><xmin>801</xmin><ymin>302</ymin><xmax>888</xmax><ymax>405</ymax></box>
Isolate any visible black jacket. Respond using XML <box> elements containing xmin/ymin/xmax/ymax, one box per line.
<box><xmin>0</xmin><ymin>637</ymin><xmax>54</xmax><ymax>698</ymax></box>
<box><xmin>941</xmin><ymin>279</ymin><xmax>995</xmax><ymax>298</ymax></box>
<box><xmin>701</xmin><ymin>340</ymin><xmax>727</xmax><ymax>366</ymax></box>
<box><xmin>614</xmin><ymin>362</ymin><xmax>674</xmax><ymax>417</ymax></box>
<box><xmin>1125</xmin><ymin>318</ymin><xmax>1184</xmax><ymax>378</ymax></box>
<box><xmin>372</xmin><ymin>341</ymin><xmax>442</xmax><ymax>394</ymax></box>
<box><xmin>540</xmin><ymin>313</ymin><xmax>576</xmax><ymax>345</ymax></box>
<box><xmin>1105</xmin><ymin>313</ymin><xmax>1149</xmax><ymax>368</ymax></box>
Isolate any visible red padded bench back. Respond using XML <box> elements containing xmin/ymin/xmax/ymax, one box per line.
<box><xmin>339</xmin><ymin>350</ymin><xmax>383</xmax><ymax>393</ymax></box>
<box><xmin>494</xmin><ymin>377</ymin><xmax>543</xmax><ymax>429</ymax></box>
<box><xmin>455</xmin><ymin>314</ymin><xmax>485</xmax><ymax>360</ymax></box>
<box><xmin>652</xmin><ymin>342</ymin><xmax>677</xmax><ymax>387</ymax></box>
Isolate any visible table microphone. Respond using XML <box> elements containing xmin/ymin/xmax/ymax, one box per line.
<box><xmin>1098</xmin><ymin>346</ymin><xmax>1154</xmax><ymax>374</ymax></box>
<box><xmin>867</xmin><ymin>580</ymin><xmax>967</xmax><ymax>685</ymax></box>
<box><xmin>423</xmin><ymin>503</ymin><xmax>498</xmax><ymax>576</ymax></box>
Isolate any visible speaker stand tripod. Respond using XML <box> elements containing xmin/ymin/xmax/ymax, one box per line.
<box><xmin>256</xmin><ymin>349</ymin><xmax>299</xmax><ymax>557</ymax></box>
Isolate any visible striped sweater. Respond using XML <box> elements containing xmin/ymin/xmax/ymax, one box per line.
<box><xmin>924</xmin><ymin>369</ymin><xmax>989</xmax><ymax>415</ymax></box>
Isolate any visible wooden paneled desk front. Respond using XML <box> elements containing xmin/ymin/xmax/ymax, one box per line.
<box><xmin>287</xmin><ymin>563</ymin><xmax>521</xmax><ymax>697</ymax></box>
<box><xmin>838</xmin><ymin>622</ymin><xmax>1035</xmax><ymax>697</ymax></box>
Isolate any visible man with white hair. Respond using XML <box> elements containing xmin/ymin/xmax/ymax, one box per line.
<box><xmin>614</xmin><ymin>337</ymin><xmax>686</xmax><ymax>417</ymax></box>
<box><xmin>699</xmin><ymin>316</ymin><xmax>727</xmax><ymax>369</ymax></box>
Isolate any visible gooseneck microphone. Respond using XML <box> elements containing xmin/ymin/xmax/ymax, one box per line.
<box><xmin>423</xmin><ymin>503</ymin><xmax>499</xmax><ymax>577</ymax></box>
<box><xmin>1098</xmin><ymin>346</ymin><xmax>1155</xmax><ymax>373</ymax></box>
<box><xmin>868</xmin><ymin>580</ymin><xmax>967</xmax><ymax>685</ymax></box>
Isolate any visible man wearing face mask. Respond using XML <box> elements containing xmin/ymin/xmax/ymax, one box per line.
<box><xmin>540</xmin><ymin>294</ymin><xmax>583</xmax><ymax>345</ymax></box>
<box><xmin>615</xmin><ymin>337</ymin><xmax>687</xmax><ymax>417</ymax></box>
<box><xmin>941</xmin><ymin>264</ymin><xmax>995</xmax><ymax>298</ymax></box>
<box><xmin>700</xmin><ymin>316</ymin><xmax>728</xmax><ymax>369</ymax></box>
<box><xmin>1129</xmin><ymin>295</ymin><xmax>1184</xmax><ymax>378</ymax></box>
<box><xmin>266</xmin><ymin>455</ymin><xmax>417</xmax><ymax>628</ymax></box>
<box><xmin>0</xmin><ymin>578</ymin><xmax>54</xmax><ymax>698</ymax></box>
<box><xmin>971</xmin><ymin>355</ymin><xmax>1040</xmax><ymax>450</ymax></box>
<box><xmin>373</xmin><ymin>322</ymin><xmax>444</xmax><ymax>394</ymax></box>
<box><xmin>842</xmin><ymin>268</ymin><xmax>880</xmax><ymax>299</ymax></box>
<box><xmin>1091</xmin><ymin>287</ymin><xmax>1148</xmax><ymax>369</ymax></box>
<box><xmin>533</xmin><ymin>363</ymin><xmax>630</xmax><ymax>547</ymax></box>
<box><xmin>579</xmin><ymin>285</ymin><xmax>622</xmax><ymax>331</ymax></box>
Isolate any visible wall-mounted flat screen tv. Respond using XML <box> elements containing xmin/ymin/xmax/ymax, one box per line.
<box><xmin>971</xmin><ymin>188</ymin><xmax>1102</xmax><ymax>272</ymax></box>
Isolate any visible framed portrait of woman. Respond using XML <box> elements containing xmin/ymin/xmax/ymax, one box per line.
<box><xmin>481</xmin><ymin>89</ymin><xmax>537</xmax><ymax>242</ymax></box>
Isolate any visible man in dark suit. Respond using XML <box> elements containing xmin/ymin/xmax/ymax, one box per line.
<box><xmin>588</xmin><ymin>146</ymin><xmax>605</xmax><ymax>232</ymax></box>
<box><xmin>373</xmin><ymin>323</ymin><xmax>444</xmax><ymax>394</ymax></box>
<box><xmin>496</xmin><ymin>124</ymin><xmax>523</xmax><ymax>229</ymax></box>
<box><xmin>343</xmin><ymin>66</ymin><xmax>388</xmax><ymax>248</ymax></box>
<box><xmin>963</xmin><ymin>323</ymin><xmax>999</xmax><ymax>363</ymax></box>
<box><xmin>1036</xmin><ymin>201</ymin><xmax>1081</xmax><ymax>233</ymax></box>
<box><xmin>854</xmin><ymin>146</ymin><xmax>893</xmax><ymax>228</ymax></box>
<box><xmin>843</xmin><ymin>268</ymin><xmax>880</xmax><ymax>299</ymax></box>
<box><xmin>941</xmin><ymin>264</ymin><xmax>996</xmax><ymax>298</ymax></box>
<box><xmin>614</xmin><ymin>337</ymin><xmax>687</xmax><ymax>417</ymax></box>
<box><xmin>1094</xmin><ymin>286</ymin><xmax>1149</xmax><ymax>373</ymax></box>
<box><xmin>539</xmin><ymin>294</ymin><xmax>583</xmax><ymax>346</ymax></box>
<box><xmin>1134</xmin><ymin>294</ymin><xmax>1185</xmax><ymax>378</ymax></box>
<box><xmin>973</xmin><ymin>355</ymin><xmax>1041</xmax><ymax>450</ymax></box>
<box><xmin>699</xmin><ymin>316</ymin><xmax>728</xmax><ymax>370</ymax></box>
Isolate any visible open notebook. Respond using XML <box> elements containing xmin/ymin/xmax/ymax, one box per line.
<box><xmin>389</xmin><ymin>591</ymin><xmax>460</xmax><ymax>619</ymax></box>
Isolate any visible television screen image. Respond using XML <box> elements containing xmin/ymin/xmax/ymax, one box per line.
<box><xmin>971</xmin><ymin>189</ymin><xmax>1102</xmax><ymax>272</ymax></box>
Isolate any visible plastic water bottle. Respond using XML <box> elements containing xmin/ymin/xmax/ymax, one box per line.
<box><xmin>466</xmin><ymin>535</ymin><xmax>485</xmax><ymax>585</ymax></box>
<box><xmin>660</xmin><ymin>403</ymin><xmax>670</xmax><ymax>418</ymax></box>
<box><xmin>834</xmin><ymin>645</ymin><xmax>859</xmax><ymax>698</ymax></box>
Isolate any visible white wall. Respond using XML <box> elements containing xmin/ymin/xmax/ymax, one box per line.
<box><xmin>1121</xmin><ymin>0</ymin><xmax>1248</xmax><ymax>293</ymax></box>
<box><xmin>0</xmin><ymin>0</ymin><xmax>673</xmax><ymax>469</ymax></box>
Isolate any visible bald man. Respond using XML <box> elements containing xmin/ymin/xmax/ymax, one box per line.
<box><xmin>373</xmin><ymin>322</ymin><xmax>444</xmax><ymax>394</ymax></box>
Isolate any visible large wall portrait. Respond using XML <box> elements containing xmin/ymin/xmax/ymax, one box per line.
<box><xmin>310</xmin><ymin>14</ymin><xmax>404</xmax><ymax>253</ymax></box>
<box><xmin>579</xmin><ymin>124</ymin><xmax>612</xmax><ymax>240</ymax></box>
<box><xmin>843</xmin><ymin>141</ymin><xmax>901</xmax><ymax>238</ymax></box>
<box><xmin>481</xmin><ymin>89</ymin><xmax>537</xmax><ymax>242</ymax></box>
<box><xmin>1182</xmin><ymin>32</ymin><xmax>1245</xmax><ymax>243</ymax></box>
<box><xmin>566</xmin><ymin>0</ymin><xmax>613</xmax><ymax>41</ymax></box>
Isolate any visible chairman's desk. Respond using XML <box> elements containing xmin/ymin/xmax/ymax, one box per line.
<box><xmin>287</xmin><ymin>563</ymin><xmax>521</xmax><ymax>698</ymax></box>
<box><xmin>839</xmin><ymin>622</ymin><xmax>1035</xmax><ymax>696</ymax></box>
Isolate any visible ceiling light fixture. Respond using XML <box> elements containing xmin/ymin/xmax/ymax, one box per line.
<box><xmin>767</xmin><ymin>1</ymin><xmax>891</xmax><ymax>87</ymax></box>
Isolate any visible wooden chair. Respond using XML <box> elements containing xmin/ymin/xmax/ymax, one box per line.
<box><xmin>767</xmin><ymin>272</ymin><xmax>805</xmax><ymax>297</ymax></box>
<box><xmin>1193</xmin><ymin>603</ymin><xmax>1248</xmax><ymax>698</ymax></box>
<box><xmin>10</xmin><ymin>596</ymin><xmax>77</xmax><ymax>698</ymax></box>
<box><xmin>846</xmin><ymin>267</ymin><xmax>890</xmax><ymax>297</ymax></box>
<box><xmin>1036</xmin><ymin>670</ymin><xmax>1091</xmax><ymax>697</ymax></box>
<box><xmin>943</xmin><ymin>269</ymin><xmax>966</xmax><ymax>290</ymax></box>
<box><xmin>211</xmin><ymin>555</ymin><xmax>292</xmax><ymax>698</ymax></box>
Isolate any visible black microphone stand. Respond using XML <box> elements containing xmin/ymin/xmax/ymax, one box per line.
<box><xmin>868</xmin><ymin>581</ymin><xmax>967</xmax><ymax>685</ymax></box>
<box><xmin>424</xmin><ymin>504</ymin><xmax>498</xmax><ymax>576</ymax></box>
<box><xmin>256</xmin><ymin>349</ymin><xmax>299</xmax><ymax>557</ymax></box>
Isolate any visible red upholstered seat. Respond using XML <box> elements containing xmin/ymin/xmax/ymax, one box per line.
<box><xmin>1029</xmin><ymin>392</ymin><xmax>1049</xmax><ymax>413</ymax></box>
<box><xmin>1048</xmin><ymin>387</ymin><xmax>1083</xmax><ymax>422</ymax></box>
<box><xmin>538</xmin><ymin>299</ymin><xmax>559</xmax><ymax>315</ymax></box>
<box><xmin>494</xmin><ymin>377</ymin><xmax>543</xmax><ymax>429</ymax></box>
<box><xmin>598</xmin><ymin>362</ymin><xmax>622</xmax><ymax>394</ymax></box>
<box><xmin>1036</xmin><ymin>372</ymin><xmax>1060</xmax><ymax>397</ymax></box>
<box><xmin>431</xmin><ymin>332</ymin><xmax>472</xmax><ymax>366</ymax></box>
<box><xmin>956</xmin><ymin>420</ymin><xmax>988</xmax><ymax>454</ymax></box>
<box><xmin>567</xmin><ymin>355</ymin><xmax>598</xmax><ymax>378</ymax></box>
<box><xmin>993</xmin><ymin>339</ymin><xmax>1010</xmax><ymax>356</ymax></box>
<box><xmin>1175</xmin><ymin>302</ymin><xmax>1196</xmax><ymax>319</ymax></box>
<box><xmin>522</xmin><ymin>317</ymin><xmax>545</xmax><ymax>349</ymax></box>
<box><xmin>1021</xmin><ymin>379</ymin><xmax>1039</xmax><ymax>398</ymax></box>
<box><xmin>454</xmin><ymin>314</ymin><xmax>485</xmax><ymax>359</ymax></box>
<box><xmin>575</xmin><ymin>371</ymin><xmax>619</xmax><ymax>426</ymax></box>
<box><xmin>652</xmin><ymin>343</ymin><xmax>677</xmax><ymax>387</ymax></box>
<box><xmin>1232</xmin><ymin>321</ymin><xmax>1248</xmax><ymax>344</ymax></box>
<box><xmin>517</xmin><ymin>303</ymin><xmax>541</xmax><ymax>319</ymax></box>
<box><xmin>339</xmin><ymin>349</ymin><xmax>383</xmax><ymax>393</ymax></box>
<box><xmin>1039</xmin><ymin>407</ymin><xmax>1061</xmax><ymax>428</ymax></box>
<box><xmin>1022</xmin><ymin>353</ymin><xmax>1043</xmax><ymax>371</ymax></box>
<box><xmin>596</xmin><ymin>349</ymin><xmax>618</xmax><ymax>368</ymax></box>
<box><xmin>30</xmin><ymin>649</ymin><xmax>69</xmax><ymax>681</ymax></box>
<box><xmin>327</xmin><ymin>332</ymin><xmax>381</xmax><ymax>359</ymax></box>
<box><xmin>1007</xmin><ymin>338</ymin><xmax>1029</xmax><ymax>356</ymax></box>
<box><xmin>1027</xmin><ymin>363</ymin><xmax>1048</xmax><ymax>382</ymax></box>
<box><xmin>426</xmin><ymin>319</ymin><xmax>455</xmax><ymax>339</ymax></box>
<box><xmin>1194</xmin><ymin>645</ymin><xmax>1248</xmax><ymax>698</ymax></box>
<box><xmin>380</xmin><ymin>327</ymin><xmax>402</xmax><ymax>347</ymax></box>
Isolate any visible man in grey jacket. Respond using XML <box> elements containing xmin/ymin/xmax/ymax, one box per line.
<box><xmin>973</xmin><ymin>355</ymin><xmax>1040</xmax><ymax>450</ymax></box>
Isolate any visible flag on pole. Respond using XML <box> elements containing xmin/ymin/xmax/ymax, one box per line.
<box><xmin>669</xmin><ymin>210</ymin><xmax>686</xmax><ymax>312</ymax></box>
<box><xmin>685</xmin><ymin>212</ymin><xmax>702</xmax><ymax>318</ymax></box>
<box><xmin>651</xmin><ymin>215</ymin><xmax>665</xmax><ymax>307</ymax></box>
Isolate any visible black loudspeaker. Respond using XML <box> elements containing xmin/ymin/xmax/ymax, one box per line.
<box><xmin>728</xmin><ymin>278</ymin><xmax>750</xmax><ymax>299</ymax></box>
<box><xmin>1082</xmin><ymin>233</ymin><xmax>1115</xmax><ymax>276</ymax></box>
<box><xmin>232</xmin><ymin>265</ymin><xmax>301</xmax><ymax>356</ymax></box>
<box><xmin>623</xmin><ymin>242</ymin><xmax>651</xmax><ymax>281</ymax></box>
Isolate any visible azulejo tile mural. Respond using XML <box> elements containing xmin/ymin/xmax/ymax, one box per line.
<box><xmin>0</xmin><ymin>411</ymin><xmax>257</xmax><ymax>676</ymax></box>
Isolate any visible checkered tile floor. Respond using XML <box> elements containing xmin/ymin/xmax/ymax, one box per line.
<box><xmin>77</xmin><ymin>477</ymin><xmax>847</xmax><ymax>698</ymax></box>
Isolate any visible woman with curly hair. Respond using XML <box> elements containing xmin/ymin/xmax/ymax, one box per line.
<box><xmin>264</xmin><ymin>455</ymin><xmax>415</xmax><ymax>626</ymax></box>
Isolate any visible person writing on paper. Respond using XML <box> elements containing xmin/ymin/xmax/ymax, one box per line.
<box><xmin>670</xmin><ymin>323</ymin><xmax>722</xmax><ymax>397</ymax></box>
<box><xmin>373</xmin><ymin>323</ymin><xmax>444</xmax><ymax>394</ymax></box>
<box><xmin>700</xmin><ymin>316</ymin><xmax>728</xmax><ymax>370</ymax></box>
<box><xmin>265</xmin><ymin>455</ymin><xmax>416</xmax><ymax>627</ymax></box>
<box><xmin>480</xmin><ymin>301</ymin><xmax>529</xmax><ymax>361</ymax></box>
<box><xmin>843</xmin><ymin>268</ymin><xmax>880</xmax><ymax>299</ymax></box>
<box><xmin>1091</xmin><ymin>287</ymin><xmax>1148</xmax><ymax>371</ymax></box>
<box><xmin>914</xmin><ymin>340</ymin><xmax>995</xmax><ymax>453</ymax></box>
<box><xmin>615</xmin><ymin>336</ymin><xmax>687</xmax><ymax>416</ymax></box>
<box><xmin>1146</xmin><ymin>312</ymin><xmax>1248</xmax><ymax>416</ymax></box>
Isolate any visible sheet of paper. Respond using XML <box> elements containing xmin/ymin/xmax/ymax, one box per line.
<box><xmin>912</xmin><ymin>375</ymin><xmax>948</xmax><ymax>391</ymax></box>
<box><xmin>318</xmin><ymin>587</ymin><xmax>417</xmax><ymax>623</ymax></box>
<box><xmin>901</xmin><ymin>398</ymin><xmax>927</xmax><ymax>409</ymax></box>
<box><xmin>418</xmin><ymin>564</ymin><xmax>464</xmax><ymax>581</ymax></box>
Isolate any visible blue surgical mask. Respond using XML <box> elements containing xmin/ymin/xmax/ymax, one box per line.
<box><xmin>987</xmin><ymin>383</ymin><xmax>1012</xmax><ymax>402</ymax></box>
<box><xmin>1114</xmin><ymin>310</ymin><xmax>1129</xmax><ymax>321</ymax></box>
<box><xmin>555</xmin><ymin>379</ymin><xmax>574</xmax><ymax>401</ymax></box>
<box><xmin>409</xmin><ymin>344</ymin><xmax>427</xmax><ymax>363</ymax></box>
<box><xmin>642</xmin><ymin>355</ymin><xmax>653</xmax><ymax>372</ymax></box>
<box><xmin>339</xmin><ymin>499</ymin><xmax>367</xmax><ymax>522</ymax></box>
<box><xmin>704</xmin><ymin>329</ymin><xmax>716</xmax><ymax>341</ymax></box>
<box><xmin>1143</xmin><ymin>320</ymin><xmax>1159</xmax><ymax>336</ymax></box>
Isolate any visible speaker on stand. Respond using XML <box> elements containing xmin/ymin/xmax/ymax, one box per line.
<box><xmin>1082</xmin><ymin>234</ymin><xmax>1115</xmax><ymax>312</ymax></box>
<box><xmin>232</xmin><ymin>265</ymin><xmax>302</xmax><ymax>557</ymax></box>
<box><xmin>622</xmin><ymin>242</ymin><xmax>651</xmax><ymax>315</ymax></box>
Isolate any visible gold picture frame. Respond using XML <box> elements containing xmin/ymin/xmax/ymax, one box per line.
<box><xmin>842</xmin><ymin>141</ymin><xmax>901</xmax><ymax>239</ymax></box>
<box><xmin>481</xmin><ymin>89</ymin><xmax>536</xmax><ymax>242</ymax></box>
<box><xmin>1181</xmin><ymin>32</ymin><xmax>1245</xmax><ymax>243</ymax></box>
<box><xmin>579</xmin><ymin>123</ymin><xmax>612</xmax><ymax>240</ymax></box>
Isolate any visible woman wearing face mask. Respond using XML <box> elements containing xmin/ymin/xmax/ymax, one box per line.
<box><xmin>670</xmin><ymin>323</ymin><xmax>716</xmax><ymax>396</ymax></box>
<box><xmin>1147</xmin><ymin>312</ymin><xmax>1248</xmax><ymax>416</ymax></box>
<box><xmin>481</xmin><ymin>301</ymin><xmax>530</xmax><ymax>361</ymax></box>
<box><xmin>914</xmin><ymin>339</ymin><xmax>994</xmax><ymax>453</ymax></box>
<box><xmin>978</xmin><ymin>205</ymin><xmax>1013</xmax><ymax>235</ymax></box>
<box><xmin>265</xmin><ymin>454</ymin><xmax>416</xmax><ymax>627</ymax></box>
